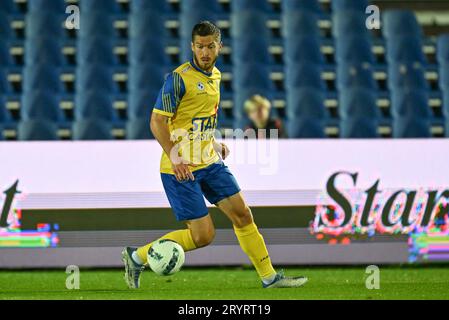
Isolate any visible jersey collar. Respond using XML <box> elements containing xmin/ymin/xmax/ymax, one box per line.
<box><xmin>190</xmin><ymin>59</ymin><xmax>213</xmax><ymax>77</ymax></box>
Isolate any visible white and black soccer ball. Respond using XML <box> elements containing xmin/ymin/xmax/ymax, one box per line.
<box><xmin>147</xmin><ymin>239</ymin><xmax>185</xmax><ymax>276</ymax></box>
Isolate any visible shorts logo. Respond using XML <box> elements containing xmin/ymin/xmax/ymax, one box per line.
<box><xmin>197</xmin><ymin>82</ymin><xmax>205</xmax><ymax>91</ymax></box>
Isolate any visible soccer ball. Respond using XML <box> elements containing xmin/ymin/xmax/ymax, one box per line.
<box><xmin>147</xmin><ymin>239</ymin><xmax>185</xmax><ymax>276</ymax></box>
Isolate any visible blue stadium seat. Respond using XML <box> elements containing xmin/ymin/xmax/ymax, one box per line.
<box><xmin>0</xmin><ymin>0</ymin><xmax>18</xmax><ymax>13</ymax></box>
<box><xmin>232</xmin><ymin>37</ymin><xmax>272</xmax><ymax>65</ymax></box>
<box><xmin>0</xmin><ymin>70</ymin><xmax>11</xmax><ymax>93</ymax></box>
<box><xmin>77</xmin><ymin>37</ymin><xmax>118</xmax><ymax>66</ymax></box>
<box><xmin>282</xmin><ymin>0</ymin><xmax>323</xmax><ymax>15</ymax></box>
<box><xmin>287</xmin><ymin>117</ymin><xmax>326</xmax><ymax>138</ymax></box>
<box><xmin>25</xmin><ymin>37</ymin><xmax>64</xmax><ymax>66</ymax></box>
<box><xmin>0</xmin><ymin>12</ymin><xmax>13</xmax><ymax>39</ymax></box>
<box><xmin>286</xmin><ymin>88</ymin><xmax>329</xmax><ymax>119</ymax></box>
<box><xmin>337</xmin><ymin>63</ymin><xmax>378</xmax><ymax>91</ymax></box>
<box><xmin>26</xmin><ymin>12</ymin><xmax>64</xmax><ymax>39</ymax></box>
<box><xmin>232</xmin><ymin>64</ymin><xmax>273</xmax><ymax>90</ymax></box>
<box><xmin>129</xmin><ymin>38</ymin><xmax>169</xmax><ymax>66</ymax></box>
<box><xmin>76</xmin><ymin>65</ymin><xmax>117</xmax><ymax>93</ymax></box>
<box><xmin>130</xmin><ymin>0</ymin><xmax>171</xmax><ymax>13</ymax></box>
<box><xmin>75</xmin><ymin>91</ymin><xmax>117</xmax><ymax>121</ymax></box>
<box><xmin>335</xmin><ymin>36</ymin><xmax>375</xmax><ymax>64</ymax></box>
<box><xmin>393</xmin><ymin>117</ymin><xmax>431</xmax><ymax>138</ymax></box>
<box><xmin>72</xmin><ymin>119</ymin><xmax>113</xmax><ymax>140</ymax></box>
<box><xmin>128</xmin><ymin>91</ymin><xmax>159</xmax><ymax>120</ymax></box>
<box><xmin>78</xmin><ymin>12</ymin><xmax>116</xmax><ymax>38</ymax></box>
<box><xmin>382</xmin><ymin>10</ymin><xmax>423</xmax><ymax>39</ymax></box>
<box><xmin>22</xmin><ymin>65</ymin><xmax>62</xmax><ymax>93</ymax></box>
<box><xmin>18</xmin><ymin>120</ymin><xmax>59</xmax><ymax>141</ymax></box>
<box><xmin>285</xmin><ymin>63</ymin><xmax>325</xmax><ymax>90</ymax></box>
<box><xmin>0</xmin><ymin>40</ymin><xmax>13</xmax><ymax>67</ymax></box>
<box><xmin>180</xmin><ymin>12</ymin><xmax>219</xmax><ymax>39</ymax></box>
<box><xmin>126</xmin><ymin>118</ymin><xmax>154</xmax><ymax>140</ymax></box>
<box><xmin>340</xmin><ymin>117</ymin><xmax>379</xmax><ymax>138</ymax></box>
<box><xmin>282</xmin><ymin>11</ymin><xmax>319</xmax><ymax>38</ymax></box>
<box><xmin>79</xmin><ymin>0</ymin><xmax>120</xmax><ymax>14</ymax></box>
<box><xmin>332</xmin><ymin>10</ymin><xmax>369</xmax><ymax>38</ymax></box>
<box><xmin>331</xmin><ymin>0</ymin><xmax>369</xmax><ymax>12</ymax></box>
<box><xmin>440</xmin><ymin>64</ymin><xmax>449</xmax><ymax>91</ymax></box>
<box><xmin>386</xmin><ymin>36</ymin><xmax>427</xmax><ymax>64</ymax></box>
<box><xmin>388</xmin><ymin>63</ymin><xmax>429</xmax><ymax>91</ymax></box>
<box><xmin>437</xmin><ymin>34</ymin><xmax>449</xmax><ymax>66</ymax></box>
<box><xmin>21</xmin><ymin>91</ymin><xmax>64</xmax><ymax>122</ymax></box>
<box><xmin>128</xmin><ymin>10</ymin><xmax>167</xmax><ymax>39</ymax></box>
<box><xmin>443</xmin><ymin>91</ymin><xmax>449</xmax><ymax>118</ymax></box>
<box><xmin>179</xmin><ymin>38</ymin><xmax>194</xmax><ymax>63</ymax></box>
<box><xmin>128</xmin><ymin>65</ymin><xmax>165</xmax><ymax>93</ymax></box>
<box><xmin>231</xmin><ymin>0</ymin><xmax>273</xmax><ymax>13</ymax></box>
<box><xmin>231</xmin><ymin>12</ymin><xmax>269</xmax><ymax>39</ymax></box>
<box><xmin>181</xmin><ymin>0</ymin><xmax>223</xmax><ymax>14</ymax></box>
<box><xmin>0</xmin><ymin>97</ymin><xmax>11</xmax><ymax>124</ymax></box>
<box><xmin>284</xmin><ymin>36</ymin><xmax>324</xmax><ymax>65</ymax></box>
<box><xmin>28</xmin><ymin>0</ymin><xmax>66</xmax><ymax>13</ymax></box>
<box><xmin>390</xmin><ymin>89</ymin><xmax>432</xmax><ymax>119</ymax></box>
<box><xmin>338</xmin><ymin>88</ymin><xmax>380</xmax><ymax>118</ymax></box>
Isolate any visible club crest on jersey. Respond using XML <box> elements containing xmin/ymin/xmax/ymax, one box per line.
<box><xmin>197</xmin><ymin>82</ymin><xmax>205</xmax><ymax>91</ymax></box>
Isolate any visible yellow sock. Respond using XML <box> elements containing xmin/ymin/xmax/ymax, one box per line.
<box><xmin>234</xmin><ymin>222</ymin><xmax>276</xmax><ymax>280</ymax></box>
<box><xmin>136</xmin><ymin>229</ymin><xmax>197</xmax><ymax>264</ymax></box>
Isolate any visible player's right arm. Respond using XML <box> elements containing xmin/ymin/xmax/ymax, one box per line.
<box><xmin>151</xmin><ymin>72</ymin><xmax>195</xmax><ymax>182</ymax></box>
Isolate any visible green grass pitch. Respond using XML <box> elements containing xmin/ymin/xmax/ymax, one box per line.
<box><xmin>1</xmin><ymin>266</ymin><xmax>449</xmax><ymax>300</ymax></box>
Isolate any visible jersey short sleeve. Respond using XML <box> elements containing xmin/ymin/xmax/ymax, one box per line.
<box><xmin>153</xmin><ymin>72</ymin><xmax>186</xmax><ymax>117</ymax></box>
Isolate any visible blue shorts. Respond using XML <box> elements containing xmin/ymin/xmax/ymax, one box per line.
<box><xmin>161</xmin><ymin>160</ymin><xmax>241</xmax><ymax>221</ymax></box>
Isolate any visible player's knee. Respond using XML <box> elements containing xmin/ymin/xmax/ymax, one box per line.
<box><xmin>233</xmin><ymin>206</ymin><xmax>254</xmax><ymax>228</ymax></box>
<box><xmin>192</xmin><ymin>228</ymin><xmax>215</xmax><ymax>248</ymax></box>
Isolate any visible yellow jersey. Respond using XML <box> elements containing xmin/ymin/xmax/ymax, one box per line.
<box><xmin>153</xmin><ymin>60</ymin><xmax>221</xmax><ymax>174</ymax></box>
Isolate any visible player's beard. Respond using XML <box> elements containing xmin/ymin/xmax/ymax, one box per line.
<box><xmin>193</xmin><ymin>55</ymin><xmax>217</xmax><ymax>73</ymax></box>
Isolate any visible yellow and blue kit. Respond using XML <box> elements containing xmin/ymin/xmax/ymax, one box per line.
<box><xmin>153</xmin><ymin>60</ymin><xmax>240</xmax><ymax>221</ymax></box>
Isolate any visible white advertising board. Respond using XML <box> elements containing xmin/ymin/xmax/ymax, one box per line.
<box><xmin>0</xmin><ymin>139</ymin><xmax>448</xmax><ymax>209</ymax></box>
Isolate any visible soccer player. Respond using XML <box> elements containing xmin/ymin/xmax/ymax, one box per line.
<box><xmin>122</xmin><ymin>21</ymin><xmax>307</xmax><ymax>289</ymax></box>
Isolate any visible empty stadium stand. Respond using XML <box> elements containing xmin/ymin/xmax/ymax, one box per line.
<box><xmin>0</xmin><ymin>0</ymin><xmax>448</xmax><ymax>140</ymax></box>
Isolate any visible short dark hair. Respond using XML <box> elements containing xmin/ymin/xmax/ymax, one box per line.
<box><xmin>191</xmin><ymin>21</ymin><xmax>221</xmax><ymax>43</ymax></box>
